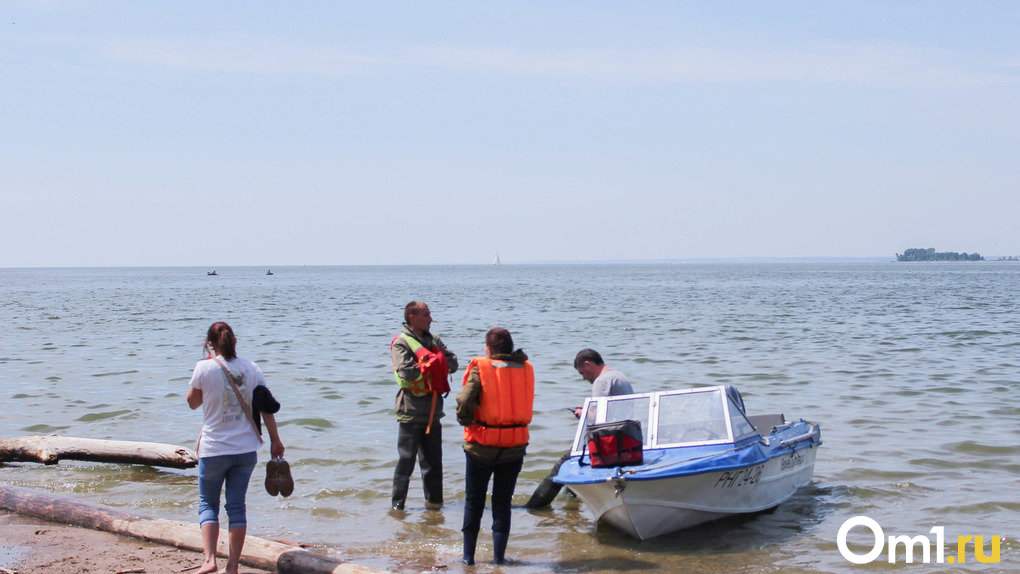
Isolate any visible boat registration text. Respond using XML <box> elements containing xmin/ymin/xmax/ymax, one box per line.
<box><xmin>714</xmin><ymin>464</ymin><xmax>764</xmax><ymax>488</ymax></box>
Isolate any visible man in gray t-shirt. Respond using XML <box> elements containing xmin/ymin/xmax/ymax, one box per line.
<box><xmin>523</xmin><ymin>348</ymin><xmax>636</xmax><ymax>508</ymax></box>
<box><xmin>572</xmin><ymin>348</ymin><xmax>634</xmax><ymax>417</ymax></box>
<box><xmin>590</xmin><ymin>367</ymin><xmax>634</xmax><ymax>397</ymax></box>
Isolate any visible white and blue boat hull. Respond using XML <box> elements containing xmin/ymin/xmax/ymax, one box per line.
<box><xmin>566</xmin><ymin>440</ymin><xmax>818</xmax><ymax>540</ymax></box>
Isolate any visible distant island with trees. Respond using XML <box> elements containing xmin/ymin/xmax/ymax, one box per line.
<box><xmin>896</xmin><ymin>248</ymin><xmax>983</xmax><ymax>261</ymax></box>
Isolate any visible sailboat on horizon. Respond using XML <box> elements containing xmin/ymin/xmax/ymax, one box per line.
<box><xmin>493</xmin><ymin>253</ymin><xmax>502</xmax><ymax>266</ymax></box>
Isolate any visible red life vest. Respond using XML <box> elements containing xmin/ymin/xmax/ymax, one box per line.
<box><xmin>391</xmin><ymin>333</ymin><xmax>451</xmax><ymax>396</ymax></box>
<box><xmin>463</xmin><ymin>357</ymin><xmax>535</xmax><ymax>447</ymax></box>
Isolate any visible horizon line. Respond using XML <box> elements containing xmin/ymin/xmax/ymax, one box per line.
<box><xmin>0</xmin><ymin>255</ymin><xmax>950</xmax><ymax>270</ymax></box>
<box><xmin>5</xmin><ymin>255</ymin><xmax>1019</xmax><ymax>271</ymax></box>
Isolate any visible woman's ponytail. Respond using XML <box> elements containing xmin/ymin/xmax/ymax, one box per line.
<box><xmin>206</xmin><ymin>321</ymin><xmax>237</xmax><ymax>360</ymax></box>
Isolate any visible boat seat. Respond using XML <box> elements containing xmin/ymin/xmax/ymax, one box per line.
<box><xmin>746</xmin><ymin>413</ymin><xmax>785</xmax><ymax>435</ymax></box>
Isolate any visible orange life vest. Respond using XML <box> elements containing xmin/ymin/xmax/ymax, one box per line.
<box><xmin>462</xmin><ymin>357</ymin><xmax>535</xmax><ymax>447</ymax></box>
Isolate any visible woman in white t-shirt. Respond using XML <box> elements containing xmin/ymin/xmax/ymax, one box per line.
<box><xmin>187</xmin><ymin>322</ymin><xmax>285</xmax><ymax>574</ymax></box>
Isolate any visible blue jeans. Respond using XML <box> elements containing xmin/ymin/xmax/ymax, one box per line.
<box><xmin>198</xmin><ymin>451</ymin><xmax>257</xmax><ymax>528</ymax></box>
<box><xmin>462</xmin><ymin>452</ymin><xmax>523</xmax><ymax>536</ymax></box>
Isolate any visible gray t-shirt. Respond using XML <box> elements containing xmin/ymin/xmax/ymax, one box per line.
<box><xmin>591</xmin><ymin>368</ymin><xmax>634</xmax><ymax>397</ymax></box>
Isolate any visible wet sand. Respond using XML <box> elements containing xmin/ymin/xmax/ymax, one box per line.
<box><xmin>0</xmin><ymin>511</ymin><xmax>272</xmax><ymax>574</ymax></box>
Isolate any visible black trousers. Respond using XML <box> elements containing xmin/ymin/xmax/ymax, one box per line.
<box><xmin>462</xmin><ymin>452</ymin><xmax>524</xmax><ymax>536</ymax></box>
<box><xmin>392</xmin><ymin>421</ymin><xmax>443</xmax><ymax>507</ymax></box>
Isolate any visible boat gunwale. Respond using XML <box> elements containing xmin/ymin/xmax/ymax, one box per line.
<box><xmin>557</xmin><ymin>420</ymin><xmax>820</xmax><ymax>484</ymax></box>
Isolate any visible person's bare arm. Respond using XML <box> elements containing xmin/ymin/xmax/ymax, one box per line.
<box><xmin>262</xmin><ymin>412</ymin><xmax>285</xmax><ymax>458</ymax></box>
<box><xmin>187</xmin><ymin>387</ymin><xmax>203</xmax><ymax>410</ymax></box>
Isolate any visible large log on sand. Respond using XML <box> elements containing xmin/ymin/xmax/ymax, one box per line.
<box><xmin>0</xmin><ymin>484</ymin><xmax>383</xmax><ymax>574</ymax></box>
<box><xmin>0</xmin><ymin>435</ymin><xmax>197</xmax><ymax>468</ymax></box>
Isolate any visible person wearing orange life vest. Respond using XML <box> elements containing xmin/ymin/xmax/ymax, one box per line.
<box><xmin>455</xmin><ymin>327</ymin><xmax>534</xmax><ymax>565</ymax></box>
<box><xmin>390</xmin><ymin>301</ymin><xmax>458</xmax><ymax>511</ymax></box>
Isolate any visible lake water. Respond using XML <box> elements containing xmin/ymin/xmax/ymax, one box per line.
<box><xmin>1</xmin><ymin>263</ymin><xmax>1017</xmax><ymax>572</ymax></box>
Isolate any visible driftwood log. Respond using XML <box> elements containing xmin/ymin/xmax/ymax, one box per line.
<box><xmin>0</xmin><ymin>436</ymin><xmax>197</xmax><ymax>469</ymax></box>
<box><xmin>0</xmin><ymin>484</ymin><xmax>383</xmax><ymax>574</ymax></box>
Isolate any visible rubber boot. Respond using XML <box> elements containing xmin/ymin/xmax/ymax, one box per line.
<box><xmin>522</xmin><ymin>476</ymin><xmax>563</xmax><ymax>508</ymax></box>
<box><xmin>492</xmin><ymin>531</ymin><xmax>509</xmax><ymax>565</ymax></box>
<box><xmin>423</xmin><ymin>477</ymin><xmax>443</xmax><ymax>509</ymax></box>
<box><xmin>390</xmin><ymin>477</ymin><xmax>410</xmax><ymax>510</ymax></box>
<box><xmin>462</xmin><ymin>529</ymin><xmax>478</xmax><ymax>565</ymax></box>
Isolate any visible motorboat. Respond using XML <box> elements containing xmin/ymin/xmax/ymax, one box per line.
<box><xmin>207</xmin><ymin>270</ymin><xmax>217</xmax><ymax>276</ymax></box>
<box><xmin>553</xmin><ymin>385</ymin><xmax>821</xmax><ymax>540</ymax></box>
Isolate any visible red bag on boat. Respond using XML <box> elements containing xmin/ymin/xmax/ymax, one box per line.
<box><xmin>586</xmin><ymin>420</ymin><xmax>644</xmax><ymax>468</ymax></box>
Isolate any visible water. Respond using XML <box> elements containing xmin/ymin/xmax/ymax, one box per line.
<box><xmin>1</xmin><ymin>263</ymin><xmax>1017</xmax><ymax>572</ymax></box>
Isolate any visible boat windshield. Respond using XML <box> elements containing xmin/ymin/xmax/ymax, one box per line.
<box><xmin>655</xmin><ymin>390</ymin><xmax>729</xmax><ymax>446</ymax></box>
<box><xmin>572</xmin><ymin>395</ymin><xmax>651</xmax><ymax>453</ymax></box>
<box><xmin>570</xmin><ymin>386</ymin><xmax>760</xmax><ymax>454</ymax></box>
<box><xmin>728</xmin><ymin>396</ymin><xmax>757</xmax><ymax>439</ymax></box>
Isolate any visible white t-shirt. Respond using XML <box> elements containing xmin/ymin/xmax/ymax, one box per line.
<box><xmin>190</xmin><ymin>355</ymin><xmax>266</xmax><ymax>458</ymax></box>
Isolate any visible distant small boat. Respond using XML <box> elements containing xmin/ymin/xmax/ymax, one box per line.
<box><xmin>493</xmin><ymin>253</ymin><xmax>502</xmax><ymax>266</ymax></box>
<box><xmin>207</xmin><ymin>270</ymin><xmax>217</xmax><ymax>276</ymax></box>
<box><xmin>266</xmin><ymin>269</ymin><xmax>274</xmax><ymax>276</ymax></box>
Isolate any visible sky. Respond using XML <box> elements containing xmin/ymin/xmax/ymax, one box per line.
<box><xmin>2</xmin><ymin>1</ymin><xmax>1018</xmax><ymax>266</ymax></box>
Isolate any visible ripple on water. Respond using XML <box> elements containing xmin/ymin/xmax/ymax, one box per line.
<box><xmin>106</xmin><ymin>497</ymin><xmax>194</xmax><ymax>510</ymax></box>
<box><xmin>928</xmin><ymin>386</ymin><xmax>969</xmax><ymax>394</ymax></box>
<box><xmin>310</xmin><ymin>507</ymin><xmax>355</xmax><ymax>519</ymax></box>
<box><xmin>280</xmin><ymin>418</ymin><xmax>335</xmax><ymax>430</ymax></box>
<box><xmin>90</xmin><ymin>370</ymin><xmax>140</xmax><ymax>377</ymax></box>
<box><xmin>76</xmin><ymin>410</ymin><xmax>132</xmax><ymax>422</ymax></box>
<box><xmin>843</xmin><ymin>468</ymin><xmax>927</xmax><ymax>481</ymax></box>
<box><xmin>313</xmin><ymin>488</ymin><xmax>382</xmax><ymax>502</ymax></box>
<box><xmin>297</xmin><ymin>458</ymin><xmax>346</xmax><ymax>467</ymax></box>
<box><xmin>21</xmin><ymin>424</ymin><xmax>70</xmax><ymax>433</ymax></box>
<box><xmin>846</xmin><ymin>484</ymin><xmax>929</xmax><ymax>501</ymax></box>
<box><xmin>908</xmin><ymin>457</ymin><xmax>968</xmax><ymax>470</ymax></box>
<box><xmin>937</xmin><ymin>330</ymin><xmax>999</xmax><ymax>338</ymax></box>
<box><xmin>928</xmin><ymin>501</ymin><xmax>1020</xmax><ymax>515</ymax></box>
<box><xmin>740</xmin><ymin>372</ymin><xmax>792</xmax><ymax>381</ymax></box>
<box><xmin>988</xmin><ymin>406</ymin><xmax>1020</xmax><ymax>417</ymax></box>
<box><xmin>947</xmin><ymin>441</ymin><xmax>1018</xmax><ymax>456</ymax></box>
<box><xmin>314</xmin><ymin>488</ymin><xmax>358</xmax><ymax>499</ymax></box>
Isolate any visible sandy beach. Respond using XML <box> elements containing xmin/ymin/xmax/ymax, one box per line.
<box><xmin>0</xmin><ymin>511</ymin><xmax>271</xmax><ymax>574</ymax></box>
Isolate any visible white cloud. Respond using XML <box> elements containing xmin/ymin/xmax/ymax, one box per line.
<box><xmin>99</xmin><ymin>34</ymin><xmax>389</xmax><ymax>76</ymax></box>
<box><xmin>17</xmin><ymin>31</ymin><xmax>1018</xmax><ymax>87</ymax></box>
<box><xmin>418</xmin><ymin>42</ymin><xmax>1018</xmax><ymax>87</ymax></box>
<box><xmin>17</xmin><ymin>31</ymin><xmax>1006</xmax><ymax>88</ymax></box>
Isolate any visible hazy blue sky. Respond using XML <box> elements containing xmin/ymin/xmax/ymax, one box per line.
<box><xmin>2</xmin><ymin>1</ymin><xmax>1017</xmax><ymax>266</ymax></box>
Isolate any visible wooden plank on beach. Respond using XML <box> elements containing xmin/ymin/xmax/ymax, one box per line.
<box><xmin>0</xmin><ymin>435</ymin><xmax>197</xmax><ymax>469</ymax></box>
<box><xmin>0</xmin><ymin>484</ymin><xmax>384</xmax><ymax>574</ymax></box>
